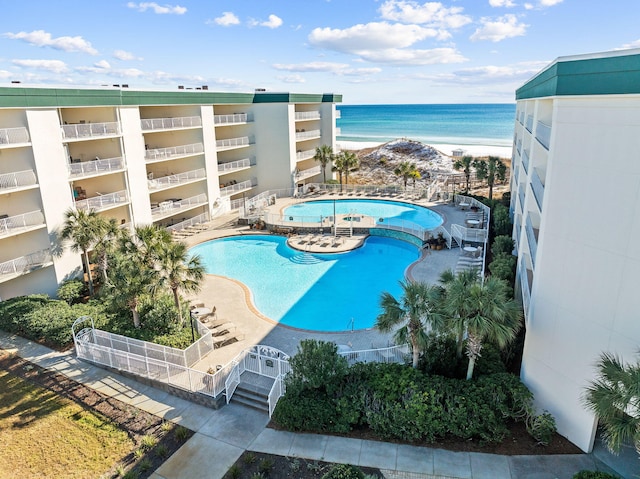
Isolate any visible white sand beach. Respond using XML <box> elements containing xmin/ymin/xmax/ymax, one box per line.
<box><xmin>337</xmin><ymin>140</ymin><xmax>512</xmax><ymax>159</ymax></box>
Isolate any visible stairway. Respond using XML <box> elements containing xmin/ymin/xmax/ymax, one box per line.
<box><xmin>333</xmin><ymin>226</ymin><xmax>352</xmax><ymax>237</ymax></box>
<box><xmin>290</xmin><ymin>252</ymin><xmax>323</xmax><ymax>264</ymax></box>
<box><xmin>229</xmin><ymin>371</ymin><xmax>273</xmax><ymax>414</ymax></box>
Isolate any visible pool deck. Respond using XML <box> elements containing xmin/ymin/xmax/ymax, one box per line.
<box><xmin>182</xmin><ymin>194</ymin><xmax>470</xmax><ymax>369</ymax></box>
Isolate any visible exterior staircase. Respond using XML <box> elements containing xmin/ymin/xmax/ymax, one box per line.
<box><xmin>333</xmin><ymin>226</ymin><xmax>352</xmax><ymax>237</ymax></box>
<box><xmin>229</xmin><ymin>371</ymin><xmax>273</xmax><ymax>414</ymax></box>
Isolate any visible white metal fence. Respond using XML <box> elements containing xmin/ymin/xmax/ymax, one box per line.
<box><xmin>220</xmin><ymin>179</ymin><xmax>256</xmax><ymax>197</ymax></box>
<box><xmin>62</xmin><ymin>122</ymin><xmax>120</xmax><ymax>139</ymax></box>
<box><xmin>295</xmin><ymin>129</ymin><xmax>320</xmax><ymax>141</ymax></box>
<box><xmin>75</xmin><ymin>190</ymin><xmax>129</xmax><ymax>211</ymax></box>
<box><xmin>141</xmin><ymin>116</ymin><xmax>201</xmax><ymax>131</ymax></box>
<box><xmin>151</xmin><ymin>194</ymin><xmax>208</xmax><ymax>219</ymax></box>
<box><xmin>216</xmin><ymin>137</ymin><xmax>250</xmax><ymax>149</ymax></box>
<box><xmin>0</xmin><ymin>169</ymin><xmax>37</xmax><ymax>191</ymax></box>
<box><xmin>214</xmin><ymin>113</ymin><xmax>248</xmax><ymax>124</ymax></box>
<box><xmin>0</xmin><ymin>249</ymin><xmax>52</xmax><ymax>276</ymax></box>
<box><xmin>0</xmin><ymin>210</ymin><xmax>45</xmax><ymax>236</ymax></box>
<box><xmin>218</xmin><ymin>158</ymin><xmax>252</xmax><ymax>174</ymax></box>
<box><xmin>166</xmin><ymin>212</ymin><xmax>210</xmax><ymax>233</ymax></box>
<box><xmin>338</xmin><ymin>344</ymin><xmax>409</xmax><ymax>366</ymax></box>
<box><xmin>0</xmin><ymin>126</ymin><xmax>30</xmax><ymax>144</ymax></box>
<box><xmin>69</xmin><ymin>157</ymin><xmax>124</xmax><ymax>177</ymax></box>
<box><xmin>148</xmin><ymin>168</ymin><xmax>206</xmax><ymax>190</ymax></box>
<box><xmin>294</xmin><ymin>111</ymin><xmax>321</xmax><ymax>120</ymax></box>
<box><xmin>145</xmin><ymin>142</ymin><xmax>204</xmax><ymax>161</ymax></box>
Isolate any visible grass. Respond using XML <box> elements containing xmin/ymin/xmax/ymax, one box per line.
<box><xmin>0</xmin><ymin>369</ymin><xmax>134</xmax><ymax>479</ymax></box>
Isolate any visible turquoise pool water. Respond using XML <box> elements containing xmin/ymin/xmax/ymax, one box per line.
<box><xmin>283</xmin><ymin>199</ymin><xmax>443</xmax><ymax>229</ymax></box>
<box><xmin>190</xmin><ymin>235</ymin><xmax>419</xmax><ymax>331</ymax></box>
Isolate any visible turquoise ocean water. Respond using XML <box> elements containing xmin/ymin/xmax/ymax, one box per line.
<box><xmin>336</xmin><ymin>104</ymin><xmax>515</xmax><ymax>147</ymax></box>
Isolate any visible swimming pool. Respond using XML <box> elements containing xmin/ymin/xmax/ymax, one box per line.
<box><xmin>283</xmin><ymin>199</ymin><xmax>443</xmax><ymax>229</ymax></box>
<box><xmin>190</xmin><ymin>235</ymin><xmax>419</xmax><ymax>331</ymax></box>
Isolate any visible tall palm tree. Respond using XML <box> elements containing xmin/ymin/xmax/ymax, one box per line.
<box><xmin>156</xmin><ymin>241</ymin><xmax>205</xmax><ymax>324</ymax></box>
<box><xmin>333</xmin><ymin>151</ymin><xmax>359</xmax><ymax>191</ymax></box>
<box><xmin>394</xmin><ymin>161</ymin><xmax>421</xmax><ymax>188</ymax></box>
<box><xmin>584</xmin><ymin>352</ymin><xmax>640</xmax><ymax>455</ymax></box>
<box><xmin>453</xmin><ymin>155</ymin><xmax>474</xmax><ymax>193</ymax></box>
<box><xmin>313</xmin><ymin>144</ymin><xmax>334</xmax><ymax>183</ymax></box>
<box><xmin>123</xmin><ymin>225</ymin><xmax>173</xmax><ymax>269</ymax></box>
<box><xmin>61</xmin><ymin>208</ymin><xmax>108</xmax><ymax>297</ymax></box>
<box><xmin>94</xmin><ymin>217</ymin><xmax>120</xmax><ymax>283</ymax></box>
<box><xmin>375</xmin><ymin>280</ymin><xmax>443</xmax><ymax>368</ymax></box>
<box><xmin>473</xmin><ymin>156</ymin><xmax>507</xmax><ymax>200</ymax></box>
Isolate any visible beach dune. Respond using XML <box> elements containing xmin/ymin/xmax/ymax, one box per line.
<box><xmin>337</xmin><ymin>140</ymin><xmax>512</xmax><ymax>159</ymax></box>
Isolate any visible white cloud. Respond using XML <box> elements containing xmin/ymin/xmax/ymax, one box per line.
<box><xmin>126</xmin><ymin>2</ymin><xmax>186</xmax><ymax>15</ymax></box>
<box><xmin>341</xmin><ymin>67</ymin><xmax>383</xmax><ymax>76</ymax></box>
<box><xmin>12</xmin><ymin>59</ymin><xmax>69</xmax><ymax>73</ymax></box>
<box><xmin>113</xmin><ymin>50</ymin><xmax>143</xmax><ymax>61</ymax></box>
<box><xmin>4</xmin><ymin>30</ymin><xmax>98</xmax><ymax>55</ymax></box>
<box><xmin>619</xmin><ymin>39</ymin><xmax>640</xmax><ymax>50</ymax></box>
<box><xmin>277</xmin><ymin>74</ymin><xmax>306</xmax><ymax>83</ymax></box>
<box><xmin>379</xmin><ymin>1</ymin><xmax>472</xmax><ymax>29</ymax></box>
<box><xmin>470</xmin><ymin>14</ymin><xmax>528</xmax><ymax>42</ymax></box>
<box><xmin>358</xmin><ymin>47</ymin><xmax>466</xmax><ymax>65</ymax></box>
<box><xmin>273</xmin><ymin>61</ymin><xmax>350</xmax><ymax>73</ymax></box>
<box><xmin>211</xmin><ymin>12</ymin><xmax>240</xmax><ymax>27</ymax></box>
<box><xmin>94</xmin><ymin>60</ymin><xmax>111</xmax><ymax>69</ymax></box>
<box><xmin>0</xmin><ymin>70</ymin><xmax>12</xmax><ymax>79</ymax></box>
<box><xmin>489</xmin><ymin>0</ymin><xmax>516</xmax><ymax>6</ymax></box>
<box><xmin>249</xmin><ymin>14</ymin><xmax>283</xmax><ymax>29</ymax></box>
<box><xmin>524</xmin><ymin>0</ymin><xmax>562</xmax><ymax>9</ymax></box>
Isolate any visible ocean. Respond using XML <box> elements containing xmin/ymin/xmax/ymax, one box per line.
<box><xmin>336</xmin><ymin>104</ymin><xmax>516</xmax><ymax>148</ymax></box>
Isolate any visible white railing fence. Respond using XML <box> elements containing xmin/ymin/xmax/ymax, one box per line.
<box><xmin>294</xmin><ymin>165</ymin><xmax>322</xmax><ymax>181</ymax></box>
<box><xmin>141</xmin><ymin>116</ymin><xmax>201</xmax><ymax>131</ymax></box>
<box><xmin>269</xmin><ymin>375</ymin><xmax>286</xmax><ymax>417</ymax></box>
<box><xmin>218</xmin><ymin>158</ymin><xmax>252</xmax><ymax>173</ymax></box>
<box><xmin>148</xmin><ymin>168</ymin><xmax>206</xmax><ymax>190</ymax></box>
<box><xmin>151</xmin><ymin>193</ymin><xmax>208</xmax><ymax>218</ymax></box>
<box><xmin>295</xmin><ymin>129</ymin><xmax>321</xmax><ymax>141</ymax></box>
<box><xmin>0</xmin><ymin>210</ymin><xmax>45</xmax><ymax>236</ymax></box>
<box><xmin>0</xmin><ymin>249</ymin><xmax>52</xmax><ymax>276</ymax></box>
<box><xmin>69</xmin><ymin>157</ymin><xmax>124</xmax><ymax>177</ymax></box>
<box><xmin>216</xmin><ymin>137</ymin><xmax>250</xmax><ymax>149</ymax></box>
<box><xmin>214</xmin><ymin>113</ymin><xmax>248</xmax><ymax>125</ymax></box>
<box><xmin>75</xmin><ymin>190</ymin><xmax>129</xmax><ymax>211</ymax></box>
<box><xmin>296</xmin><ymin>149</ymin><xmax>316</xmax><ymax>161</ymax></box>
<box><xmin>166</xmin><ymin>212</ymin><xmax>210</xmax><ymax>233</ymax></box>
<box><xmin>0</xmin><ymin>126</ymin><xmax>30</xmax><ymax>144</ymax></box>
<box><xmin>145</xmin><ymin>142</ymin><xmax>204</xmax><ymax>161</ymax></box>
<box><xmin>62</xmin><ymin>122</ymin><xmax>120</xmax><ymax>139</ymax></box>
<box><xmin>338</xmin><ymin>344</ymin><xmax>410</xmax><ymax>366</ymax></box>
<box><xmin>220</xmin><ymin>179</ymin><xmax>256</xmax><ymax>197</ymax></box>
<box><xmin>294</xmin><ymin>111</ymin><xmax>321</xmax><ymax>120</ymax></box>
<box><xmin>0</xmin><ymin>169</ymin><xmax>37</xmax><ymax>190</ymax></box>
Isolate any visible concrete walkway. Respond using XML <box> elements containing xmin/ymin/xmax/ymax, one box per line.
<box><xmin>1</xmin><ymin>332</ymin><xmax>628</xmax><ymax>479</ymax></box>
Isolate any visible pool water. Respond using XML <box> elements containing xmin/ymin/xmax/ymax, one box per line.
<box><xmin>190</xmin><ymin>235</ymin><xmax>419</xmax><ymax>331</ymax></box>
<box><xmin>283</xmin><ymin>199</ymin><xmax>443</xmax><ymax>229</ymax></box>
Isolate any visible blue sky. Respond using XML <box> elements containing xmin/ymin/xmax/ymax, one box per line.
<box><xmin>2</xmin><ymin>0</ymin><xmax>639</xmax><ymax>104</ymax></box>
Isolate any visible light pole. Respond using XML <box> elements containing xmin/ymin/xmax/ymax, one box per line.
<box><xmin>189</xmin><ymin>310</ymin><xmax>196</xmax><ymax>343</ymax></box>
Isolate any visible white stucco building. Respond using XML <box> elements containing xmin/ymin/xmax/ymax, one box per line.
<box><xmin>511</xmin><ymin>48</ymin><xmax>640</xmax><ymax>452</ymax></box>
<box><xmin>0</xmin><ymin>85</ymin><xmax>340</xmax><ymax>300</ymax></box>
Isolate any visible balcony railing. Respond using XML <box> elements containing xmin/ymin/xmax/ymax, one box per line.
<box><xmin>61</xmin><ymin>122</ymin><xmax>120</xmax><ymax>139</ymax></box>
<box><xmin>0</xmin><ymin>249</ymin><xmax>52</xmax><ymax>277</ymax></box>
<box><xmin>214</xmin><ymin>113</ymin><xmax>248</xmax><ymax>125</ymax></box>
<box><xmin>0</xmin><ymin>210</ymin><xmax>45</xmax><ymax>237</ymax></box>
<box><xmin>295</xmin><ymin>111</ymin><xmax>321</xmax><ymax>121</ymax></box>
<box><xmin>75</xmin><ymin>190</ymin><xmax>129</xmax><ymax>211</ymax></box>
<box><xmin>218</xmin><ymin>158</ymin><xmax>252</xmax><ymax>174</ymax></box>
<box><xmin>151</xmin><ymin>194</ymin><xmax>208</xmax><ymax>219</ymax></box>
<box><xmin>513</xmin><ymin>164</ymin><xmax>520</xmax><ymax>185</ymax></box>
<box><xmin>525</xmin><ymin>215</ymin><xmax>538</xmax><ymax>266</ymax></box>
<box><xmin>141</xmin><ymin>116</ymin><xmax>201</xmax><ymax>131</ymax></box>
<box><xmin>147</xmin><ymin>168</ymin><xmax>206</xmax><ymax>191</ymax></box>
<box><xmin>536</xmin><ymin>121</ymin><xmax>551</xmax><ymax>150</ymax></box>
<box><xmin>294</xmin><ymin>165</ymin><xmax>322</xmax><ymax>181</ymax></box>
<box><xmin>335</xmin><ymin>110</ymin><xmax>341</xmax><ymax>119</ymax></box>
<box><xmin>516</xmin><ymin>139</ymin><xmax>522</xmax><ymax>155</ymax></box>
<box><xmin>295</xmin><ymin>129</ymin><xmax>321</xmax><ymax>141</ymax></box>
<box><xmin>531</xmin><ymin>169</ymin><xmax>545</xmax><ymax>211</ymax></box>
<box><xmin>220</xmin><ymin>179</ymin><xmax>256</xmax><ymax>197</ymax></box>
<box><xmin>0</xmin><ymin>169</ymin><xmax>37</xmax><ymax>192</ymax></box>
<box><xmin>520</xmin><ymin>264</ymin><xmax>532</xmax><ymax>315</ymax></box>
<box><xmin>296</xmin><ymin>149</ymin><xmax>315</xmax><ymax>161</ymax></box>
<box><xmin>216</xmin><ymin>137</ymin><xmax>250</xmax><ymax>149</ymax></box>
<box><xmin>518</xmin><ymin>187</ymin><xmax>525</xmax><ymax>210</ymax></box>
<box><xmin>525</xmin><ymin>115</ymin><xmax>534</xmax><ymax>133</ymax></box>
<box><xmin>145</xmin><ymin>142</ymin><xmax>204</xmax><ymax>161</ymax></box>
<box><xmin>0</xmin><ymin>127</ymin><xmax>30</xmax><ymax>145</ymax></box>
<box><xmin>521</xmin><ymin>149</ymin><xmax>530</xmax><ymax>174</ymax></box>
<box><xmin>166</xmin><ymin>212</ymin><xmax>210</xmax><ymax>233</ymax></box>
<box><xmin>69</xmin><ymin>157</ymin><xmax>124</xmax><ymax>178</ymax></box>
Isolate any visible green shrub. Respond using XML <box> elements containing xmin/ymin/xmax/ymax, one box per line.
<box><xmin>287</xmin><ymin>340</ymin><xmax>348</xmax><ymax>394</ymax></box>
<box><xmin>322</xmin><ymin>464</ymin><xmax>365</xmax><ymax>479</ymax></box>
<box><xmin>492</xmin><ymin>204</ymin><xmax>512</xmax><ymax>237</ymax></box>
<box><xmin>419</xmin><ymin>336</ymin><xmax>506</xmax><ymax>379</ymax></box>
<box><xmin>526</xmin><ymin>411</ymin><xmax>557</xmax><ymax>446</ymax></box>
<box><xmin>572</xmin><ymin>472</ymin><xmax>620</xmax><ymax>479</ymax></box>
<box><xmin>56</xmin><ymin>279</ymin><xmax>86</xmax><ymax>305</ymax></box>
<box><xmin>489</xmin><ymin>254</ymin><xmax>517</xmax><ymax>286</ymax></box>
<box><xmin>258</xmin><ymin>458</ymin><xmax>274</xmax><ymax>474</ymax></box>
<box><xmin>491</xmin><ymin>235</ymin><xmax>515</xmax><ymax>257</ymax></box>
<box><xmin>272</xmin><ymin>389</ymin><xmax>352</xmax><ymax>433</ymax></box>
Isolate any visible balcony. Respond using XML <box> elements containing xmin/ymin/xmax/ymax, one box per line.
<box><xmin>520</xmin><ymin>264</ymin><xmax>533</xmax><ymax>316</ymax></box>
<box><xmin>147</xmin><ymin>168</ymin><xmax>206</xmax><ymax>191</ymax></box>
<box><xmin>521</xmin><ymin>149</ymin><xmax>530</xmax><ymax>174</ymax></box>
<box><xmin>69</xmin><ymin>157</ymin><xmax>124</xmax><ymax>178</ymax></box>
<box><xmin>294</xmin><ymin>165</ymin><xmax>322</xmax><ymax>181</ymax></box>
<box><xmin>216</xmin><ymin>136</ymin><xmax>250</xmax><ymax>150</ymax></box>
<box><xmin>296</xmin><ymin>149</ymin><xmax>315</xmax><ymax>161</ymax></box>
<box><xmin>0</xmin><ymin>210</ymin><xmax>46</xmax><ymax>238</ymax></box>
<box><xmin>516</xmin><ymin>139</ymin><xmax>522</xmax><ymax>155</ymax></box>
<box><xmin>525</xmin><ymin>215</ymin><xmax>539</xmax><ymax>266</ymax></box>
<box><xmin>214</xmin><ymin>113</ymin><xmax>248</xmax><ymax>125</ymax></box>
<box><xmin>531</xmin><ymin>169</ymin><xmax>545</xmax><ymax>211</ymax></box>
<box><xmin>220</xmin><ymin>179</ymin><xmax>256</xmax><ymax>197</ymax></box>
<box><xmin>141</xmin><ymin>116</ymin><xmax>201</xmax><ymax>131</ymax></box>
<box><xmin>295</xmin><ymin>129</ymin><xmax>321</xmax><ymax>141</ymax></box>
<box><xmin>218</xmin><ymin>158</ymin><xmax>253</xmax><ymax>175</ymax></box>
<box><xmin>0</xmin><ymin>249</ymin><xmax>52</xmax><ymax>281</ymax></box>
<box><xmin>513</xmin><ymin>164</ymin><xmax>520</xmax><ymax>185</ymax></box>
<box><xmin>518</xmin><ymin>187</ymin><xmax>525</xmax><ymax>211</ymax></box>
<box><xmin>0</xmin><ymin>170</ymin><xmax>37</xmax><ymax>193</ymax></box>
<box><xmin>535</xmin><ymin>121</ymin><xmax>551</xmax><ymax>150</ymax></box>
<box><xmin>145</xmin><ymin>142</ymin><xmax>204</xmax><ymax>162</ymax></box>
<box><xmin>335</xmin><ymin>110</ymin><xmax>341</xmax><ymax>119</ymax></box>
<box><xmin>75</xmin><ymin>190</ymin><xmax>129</xmax><ymax>212</ymax></box>
<box><xmin>61</xmin><ymin>121</ymin><xmax>120</xmax><ymax>140</ymax></box>
<box><xmin>151</xmin><ymin>194</ymin><xmax>208</xmax><ymax>220</ymax></box>
<box><xmin>525</xmin><ymin>115</ymin><xmax>534</xmax><ymax>133</ymax></box>
<box><xmin>295</xmin><ymin>111</ymin><xmax>321</xmax><ymax>121</ymax></box>
<box><xmin>0</xmin><ymin>127</ymin><xmax>30</xmax><ymax>145</ymax></box>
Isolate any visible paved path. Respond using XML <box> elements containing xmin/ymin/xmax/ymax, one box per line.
<box><xmin>1</xmin><ymin>332</ymin><xmax>629</xmax><ymax>479</ymax></box>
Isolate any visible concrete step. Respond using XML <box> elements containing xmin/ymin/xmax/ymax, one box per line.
<box><xmin>231</xmin><ymin>383</ymin><xmax>270</xmax><ymax>413</ymax></box>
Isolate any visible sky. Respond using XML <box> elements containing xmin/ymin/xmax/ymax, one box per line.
<box><xmin>1</xmin><ymin>0</ymin><xmax>640</xmax><ymax>104</ymax></box>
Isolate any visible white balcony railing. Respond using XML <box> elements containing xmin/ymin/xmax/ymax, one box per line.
<box><xmin>166</xmin><ymin>212</ymin><xmax>210</xmax><ymax>233</ymax></box>
<box><xmin>69</xmin><ymin>157</ymin><xmax>124</xmax><ymax>178</ymax></box>
<box><xmin>296</xmin><ymin>149</ymin><xmax>315</xmax><ymax>161</ymax></box>
<box><xmin>216</xmin><ymin>137</ymin><xmax>250</xmax><ymax>149</ymax></box>
<box><xmin>536</xmin><ymin>121</ymin><xmax>551</xmax><ymax>150</ymax></box>
<box><xmin>294</xmin><ymin>165</ymin><xmax>322</xmax><ymax>181</ymax></box>
<box><xmin>295</xmin><ymin>129</ymin><xmax>321</xmax><ymax>141</ymax></box>
<box><xmin>218</xmin><ymin>158</ymin><xmax>252</xmax><ymax>174</ymax></box>
<box><xmin>214</xmin><ymin>113</ymin><xmax>248</xmax><ymax>125</ymax></box>
<box><xmin>521</xmin><ymin>149</ymin><xmax>530</xmax><ymax>174</ymax></box>
<box><xmin>0</xmin><ymin>169</ymin><xmax>37</xmax><ymax>191</ymax></box>
<box><xmin>75</xmin><ymin>190</ymin><xmax>129</xmax><ymax>211</ymax></box>
<box><xmin>147</xmin><ymin>168</ymin><xmax>206</xmax><ymax>191</ymax></box>
<box><xmin>0</xmin><ymin>249</ymin><xmax>52</xmax><ymax>277</ymax></box>
<box><xmin>0</xmin><ymin>210</ymin><xmax>45</xmax><ymax>237</ymax></box>
<box><xmin>0</xmin><ymin>127</ymin><xmax>30</xmax><ymax>145</ymax></box>
<box><xmin>145</xmin><ymin>142</ymin><xmax>204</xmax><ymax>162</ymax></box>
<box><xmin>525</xmin><ymin>215</ymin><xmax>538</xmax><ymax>266</ymax></box>
<box><xmin>61</xmin><ymin>122</ymin><xmax>120</xmax><ymax>140</ymax></box>
<box><xmin>140</xmin><ymin>116</ymin><xmax>201</xmax><ymax>131</ymax></box>
<box><xmin>295</xmin><ymin>111</ymin><xmax>321</xmax><ymax>121</ymax></box>
<box><xmin>220</xmin><ymin>179</ymin><xmax>256</xmax><ymax>197</ymax></box>
<box><xmin>335</xmin><ymin>110</ymin><xmax>341</xmax><ymax>119</ymax></box>
<box><xmin>151</xmin><ymin>194</ymin><xmax>208</xmax><ymax>219</ymax></box>
<box><xmin>525</xmin><ymin>115</ymin><xmax>534</xmax><ymax>133</ymax></box>
<box><xmin>531</xmin><ymin>169</ymin><xmax>545</xmax><ymax>211</ymax></box>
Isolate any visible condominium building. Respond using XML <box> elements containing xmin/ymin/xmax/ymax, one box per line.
<box><xmin>0</xmin><ymin>85</ymin><xmax>341</xmax><ymax>300</ymax></box>
<box><xmin>511</xmin><ymin>48</ymin><xmax>640</xmax><ymax>452</ymax></box>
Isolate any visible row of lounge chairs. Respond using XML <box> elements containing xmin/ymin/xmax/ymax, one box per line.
<box><xmin>191</xmin><ymin>303</ymin><xmax>244</xmax><ymax>349</ymax></box>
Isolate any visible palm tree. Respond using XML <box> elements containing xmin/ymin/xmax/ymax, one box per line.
<box><xmin>124</xmin><ymin>225</ymin><xmax>173</xmax><ymax>269</ymax></box>
<box><xmin>94</xmin><ymin>217</ymin><xmax>120</xmax><ymax>283</ymax></box>
<box><xmin>156</xmin><ymin>241</ymin><xmax>205</xmax><ymax>324</ymax></box>
<box><xmin>333</xmin><ymin>151</ymin><xmax>359</xmax><ymax>191</ymax></box>
<box><xmin>61</xmin><ymin>208</ymin><xmax>108</xmax><ymax>297</ymax></box>
<box><xmin>313</xmin><ymin>145</ymin><xmax>334</xmax><ymax>183</ymax></box>
<box><xmin>453</xmin><ymin>155</ymin><xmax>474</xmax><ymax>193</ymax></box>
<box><xmin>394</xmin><ymin>161</ymin><xmax>421</xmax><ymax>188</ymax></box>
<box><xmin>375</xmin><ymin>280</ymin><xmax>443</xmax><ymax>368</ymax></box>
<box><xmin>584</xmin><ymin>352</ymin><xmax>640</xmax><ymax>455</ymax></box>
<box><xmin>473</xmin><ymin>156</ymin><xmax>507</xmax><ymax>200</ymax></box>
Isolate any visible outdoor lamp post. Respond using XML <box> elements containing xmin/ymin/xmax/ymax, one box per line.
<box><xmin>189</xmin><ymin>310</ymin><xmax>196</xmax><ymax>343</ymax></box>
